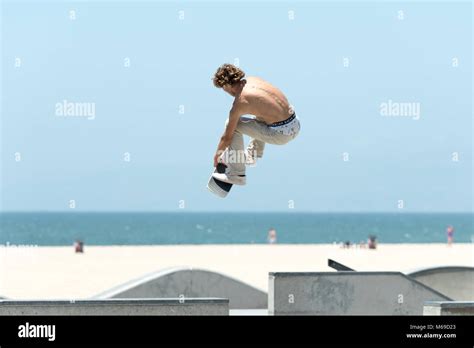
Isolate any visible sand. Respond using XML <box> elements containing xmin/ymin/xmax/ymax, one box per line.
<box><xmin>0</xmin><ymin>243</ymin><xmax>472</xmax><ymax>299</ymax></box>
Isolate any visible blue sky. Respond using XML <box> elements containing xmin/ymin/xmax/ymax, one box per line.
<box><xmin>1</xmin><ymin>0</ymin><xmax>472</xmax><ymax>212</ymax></box>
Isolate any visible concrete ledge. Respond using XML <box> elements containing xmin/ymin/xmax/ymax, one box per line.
<box><xmin>0</xmin><ymin>298</ymin><xmax>229</xmax><ymax>316</ymax></box>
<box><xmin>269</xmin><ymin>272</ymin><xmax>451</xmax><ymax>315</ymax></box>
<box><xmin>424</xmin><ymin>301</ymin><xmax>474</xmax><ymax>316</ymax></box>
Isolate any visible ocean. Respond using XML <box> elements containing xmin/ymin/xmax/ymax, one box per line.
<box><xmin>0</xmin><ymin>212</ymin><xmax>472</xmax><ymax>246</ymax></box>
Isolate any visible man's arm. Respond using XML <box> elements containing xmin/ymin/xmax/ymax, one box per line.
<box><xmin>213</xmin><ymin>100</ymin><xmax>246</xmax><ymax>167</ymax></box>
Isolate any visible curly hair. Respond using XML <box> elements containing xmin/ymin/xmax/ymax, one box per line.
<box><xmin>212</xmin><ymin>64</ymin><xmax>245</xmax><ymax>88</ymax></box>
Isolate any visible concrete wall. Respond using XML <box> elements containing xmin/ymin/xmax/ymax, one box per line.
<box><xmin>408</xmin><ymin>266</ymin><xmax>474</xmax><ymax>300</ymax></box>
<box><xmin>269</xmin><ymin>272</ymin><xmax>451</xmax><ymax>315</ymax></box>
<box><xmin>0</xmin><ymin>298</ymin><xmax>229</xmax><ymax>315</ymax></box>
<box><xmin>424</xmin><ymin>301</ymin><xmax>474</xmax><ymax>315</ymax></box>
<box><xmin>94</xmin><ymin>267</ymin><xmax>267</xmax><ymax>309</ymax></box>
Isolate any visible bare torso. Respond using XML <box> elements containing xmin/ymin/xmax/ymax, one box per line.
<box><xmin>237</xmin><ymin>76</ymin><xmax>292</xmax><ymax>124</ymax></box>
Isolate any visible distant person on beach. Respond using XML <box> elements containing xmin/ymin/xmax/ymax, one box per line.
<box><xmin>212</xmin><ymin>64</ymin><xmax>301</xmax><ymax>185</ymax></box>
<box><xmin>368</xmin><ymin>235</ymin><xmax>377</xmax><ymax>249</ymax></box>
<box><xmin>446</xmin><ymin>225</ymin><xmax>454</xmax><ymax>246</ymax></box>
<box><xmin>74</xmin><ymin>240</ymin><xmax>84</xmax><ymax>253</ymax></box>
<box><xmin>267</xmin><ymin>228</ymin><xmax>277</xmax><ymax>244</ymax></box>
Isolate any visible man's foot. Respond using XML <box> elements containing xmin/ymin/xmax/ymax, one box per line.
<box><xmin>245</xmin><ymin>149</ymin><xmax>258</xmax><ymax>167</ymax></box>
<box><xmin>212</xmin><ymin>172</ymin><xmax>246</xmax><ymax>185</ymax></box>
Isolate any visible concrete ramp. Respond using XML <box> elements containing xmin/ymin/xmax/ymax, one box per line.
<box><xmin>94</xmin><ymin>267</ymin><xmax>267</xmax><ymax>309</ymax></box>
<box><xmin>269</xmin><ymin>272</ymin><xmax>451</xmax><ymax>315</ymax></box>
<box><xmin>0</xmin><ymin>298</ymin><xmax>228</xmax><ymax>315</ymax></box>
<box><xmin>408</xmin><ymin>266</ymin><xmax>474</xmax><ymax>300</ymax></box>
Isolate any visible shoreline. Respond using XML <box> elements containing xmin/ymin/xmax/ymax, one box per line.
<box><xmin>0</xmin><ymin>242</ymin><xmax>471</xmax><ymax>247</ymax></box>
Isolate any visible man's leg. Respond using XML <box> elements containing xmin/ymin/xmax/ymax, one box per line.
<box><xmin>238</xmin><ymin>118</ymin><xmax>294</xmax><ymax>165</ymax></box>
<box><xmin>236</xmin><ymin>118</ymin><xmax>290</xmax><ymax>145</ymax></box>
<box><xmin>216</xmin><ymin>118</ymin><xmax>246</xmax><ymax>182</ymax></box>
<box><xmin>215</xmin><ymin>117</ymin><xmax>291</xmax><ymax>183</ymax></box>
<box><xmin>245</xmin><ymin>139</ymin><xmax>264</xmax><ymax>166</ymax></box>
<box><xmin>247</xmin><ymin>139</ymin><xmax>265</xmax><ymax>158</ymax></box>
<box><xmin>222</xmin><ymin>128</ymin><xmax>246</xmax><ymax>176</ymax></box>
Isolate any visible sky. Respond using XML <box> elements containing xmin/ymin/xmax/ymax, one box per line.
<box><xmin>0</xmin><ymin>0</ymin><xmax>472</xmax><ymax>212</ymax></box>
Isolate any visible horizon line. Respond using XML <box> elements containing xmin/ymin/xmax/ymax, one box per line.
<box><xmin>0</xmin><ymin>210</ymin><xmax>473</xmax><ymax>214</ymax></box>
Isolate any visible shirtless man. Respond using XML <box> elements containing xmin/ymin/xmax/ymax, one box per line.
<box><xmin>212</xmin><ymin>63</ymin><xmax>300</xmax><ymax>185</ymax></box>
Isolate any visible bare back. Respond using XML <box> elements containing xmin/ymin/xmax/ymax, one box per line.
<box><xmin>238</xmin><ymin>77</ymin><xmax>292</xmax><ymax>124</ymax></box>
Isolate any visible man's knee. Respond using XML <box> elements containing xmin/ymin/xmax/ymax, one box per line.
<box><xmin>236</xmin><ymin>118</ymin><xmax>255</xmax><ymax>135</ymax></box>
<box><xmin>224</xmin><ymin>118</ymin><xmax>245</xmax><ymax>134</ymax></box>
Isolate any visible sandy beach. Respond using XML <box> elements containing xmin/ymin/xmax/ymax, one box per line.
<box><xmin>0</xmin><ymin>243</ymin><xmax>472</xmax><ymax>299</ymax></box>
